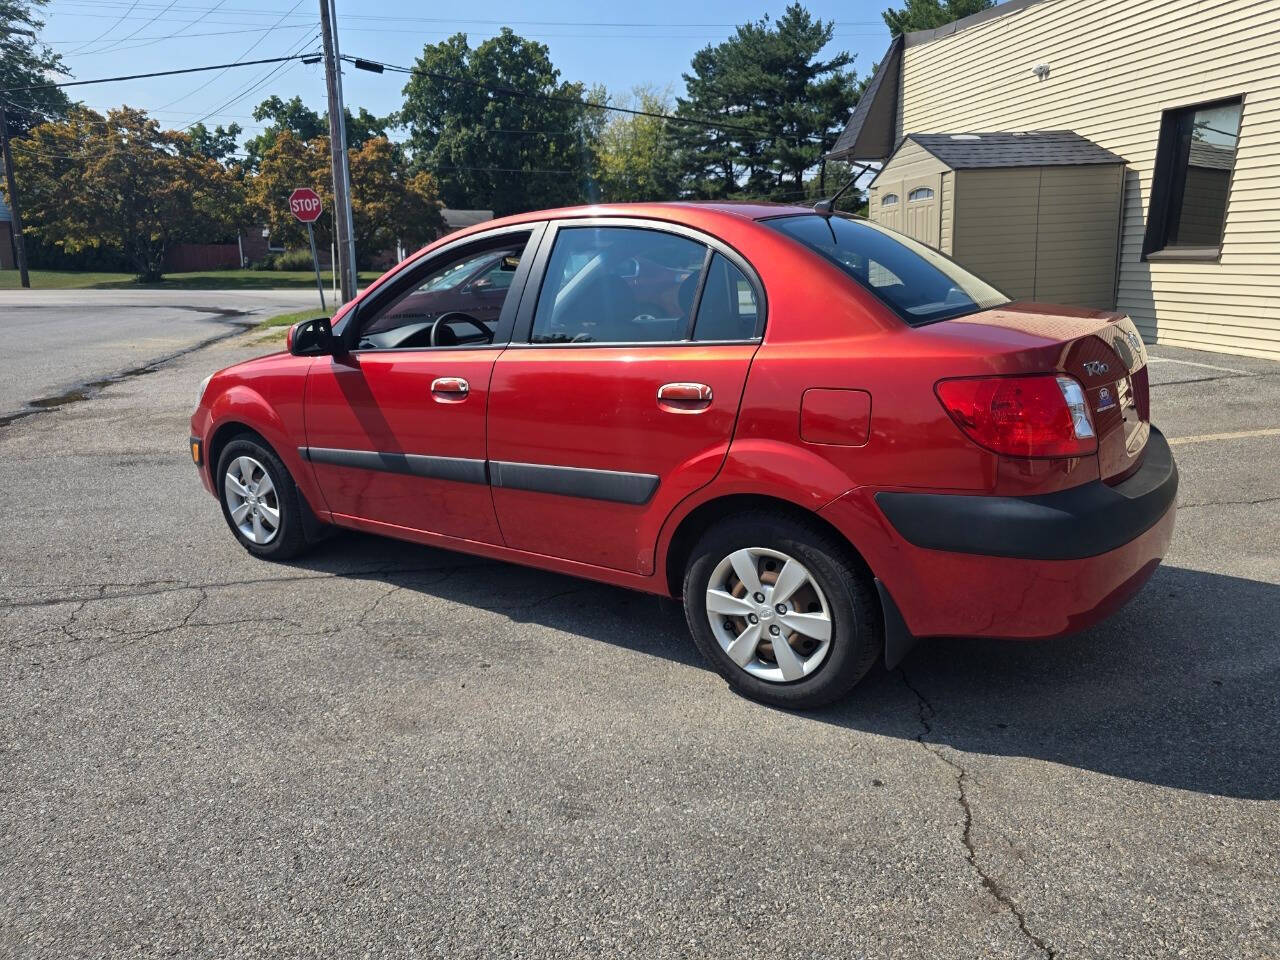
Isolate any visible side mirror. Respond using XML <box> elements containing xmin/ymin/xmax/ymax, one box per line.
<box><xmin>289</xmin><ymin>316</ymin><xmax>335</xmax><ymax>356</ymax></box>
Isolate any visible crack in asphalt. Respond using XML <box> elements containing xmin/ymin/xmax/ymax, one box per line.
<box><xmin>1178</xmin><ymin>495</ymin><xmax>1280</xmax><ymax>509</ymax></box>
<box><xmin>0</xmin><ymin>563</ymin><xmax>488</xmax><ymax>611</ymax></box>
<box><xmin>0</xmin><ymin>310</ymin><xmax>255</xmax><ymax>429</ymax></box>
<box><xmin>899</xmin><ymin>669</ymin><xmax>1056</xmax><ymax>960</ymax></box>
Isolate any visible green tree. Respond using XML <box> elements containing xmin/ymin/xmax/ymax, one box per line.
<box><xmin>247</xmin><ymin>130</ymin><xmax>443</xmax><ymax>265</ymax></box>
<box><xmin>246</xmin><ymin>129</ymin><xmax>330</xmax><ymax>250</ymax></box>
<box><xmin>595</xmin><ymin>86</ymin><xmax>681</xmax><ymax>202</ymax></box>
<box><xmin>243</xmin><ymin>96</ymin><xmax>390</xmax><ymax>169</ymax></box>
<box><xmin>399</xmin><ymin>28</ymin><xmax>600</xmax><ymax>215</ymax></box>
<box><xmin>1</xmin><ymin>0</ymin><xmax>72</xmax><ymax>138</ymax></box>
<box><xmin>184</xmin><ymin>122</ymin><xmax>244</xmax><ymax>164</ymax></box>
<box><xmin>671</xmin><ymin>4</ymin><xmax>858</xmax><ymax>202</ymax></box>
<box><xmin>14</xmin><ymin>107</ymin><xmax>242</xmax><ymax>280</ymax></box>
<box><xmin>882</xmin><ymin>0</ymin><xmax>995</xmax><ymax>36</ymax></box>
<box><xmin>349</xmin><ymin>136</ymin><xmax>445</xmax><ymax>261</ymax></box>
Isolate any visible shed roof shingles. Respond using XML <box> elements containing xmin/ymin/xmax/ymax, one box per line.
<box><xmin>906</xmin><ymin>131</ymin><xmax>1126</xmax><ymax>168</ymax></box>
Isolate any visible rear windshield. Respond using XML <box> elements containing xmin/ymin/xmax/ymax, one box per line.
<box><xmin>764</xmin><ymin>214</ymin><xmax>1009</xmax><ymax>325</ymax></box>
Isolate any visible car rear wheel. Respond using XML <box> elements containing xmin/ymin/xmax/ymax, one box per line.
<box><xmin>216</xmin><ymin>435</ymin><xmax>310</xmax><ymax>561</ymax></box>
<box><xmin>683</xmin><ymin>513</ymin><xmax>881</xmax><ymax>709</ymax></box>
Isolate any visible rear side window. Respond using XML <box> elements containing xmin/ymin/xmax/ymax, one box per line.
<box><xmin>693</xmin><ymin>254</ymin><xmax>759</xmax><ymax>341</ymax></box>
<box><xmin>764</xmin><ymin>214</ymin><xmax>1009</xmax><ymax>325</ymax></box>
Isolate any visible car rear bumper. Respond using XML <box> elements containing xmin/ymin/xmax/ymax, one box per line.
<box><xmin>820</xmin><ymin>427</ymin><xmax>1178</xmax><ymax>639</ymax></box>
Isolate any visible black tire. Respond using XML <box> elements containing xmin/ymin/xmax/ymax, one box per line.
<box><xmin>215</xmin><ymin>434</ymin><xmax>311</xmax><ymax>561</ymax></box>
<box><xmin>682</xmin><ymin>512</ymin><xmax>882</xmax><ymax>709</ymax></box>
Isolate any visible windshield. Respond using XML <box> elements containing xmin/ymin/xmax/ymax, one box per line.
<box><xmin>764</xmin><ymin>214</ymin><xmax>1009</xmax><ymax>324</ymax></box>
<box><xmin>419</xmin><ymin>251</ymin><xmax>499</xmax><ymax>292</ymax></box>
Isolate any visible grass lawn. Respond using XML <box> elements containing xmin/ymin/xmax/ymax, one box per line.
<box><xmin>256</xmin><ymin>306</ymin><xmax>331</xmax><ymax>331</ymax></box>
<box><xmin>0</xmin><ymin>268</ymin><xmax>382</xmax><ymax>291</ymax></box>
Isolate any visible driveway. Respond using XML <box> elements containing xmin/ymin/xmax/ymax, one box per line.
<box><xmin>0</xmin><ymin>330</ymin><xmax>1276</xmax><ymax>959</ymax></box>
<box><xmin>0</xmin><ymin>289</ymin><xmax>316</xmax><ymax>423</ymax></box>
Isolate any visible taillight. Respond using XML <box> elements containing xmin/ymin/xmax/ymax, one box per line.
<box><xmin>935</xmin><ymin>374</ymin><xmax>1097</xmax><ymax>458</ymax></box>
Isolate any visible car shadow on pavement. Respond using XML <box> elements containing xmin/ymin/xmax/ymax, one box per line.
<box><xmin>290</xmin><ymin>531</ymin><xmax>704</xmax><ymax>667</ymax></box>
<box><xmin>292</xmin><ymin>537</ymin><xmax>1279</xmax><ymax>801</ymax></box>
<box><xmin>816</xmin><ymin>564</ymin><xmax>1280</xmax><ymax>802</ymax></box>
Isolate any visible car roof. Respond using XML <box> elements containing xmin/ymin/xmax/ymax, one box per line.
<box><xmin>444</xmin><ymin>200</ymin><xmax>817</xmax><ymax>239</ymax></box>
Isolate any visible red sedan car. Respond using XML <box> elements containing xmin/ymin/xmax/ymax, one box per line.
<box><xmin>190</xmin><ymin>203</ymin><xmax>1177</xmax><ymax>708</ymax></box>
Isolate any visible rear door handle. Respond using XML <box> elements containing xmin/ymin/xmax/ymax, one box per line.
<box><xmin>431</xmin><ymin>377</ymin><xmax>469</xmax><ymax>401</ymax></box>
<box><xmin>657</xmin><ymin>382</ymin><xmax>713</xmax><ymax>411</ymax></box>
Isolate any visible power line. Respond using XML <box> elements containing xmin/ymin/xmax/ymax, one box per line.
<box><xmin>0</xmin><ymin>54</ymin><xmax>321</xmax><ymax>94</ymax></box>
<box><xmin>80</xmin><ymin>0</ymin><xmax>182</xmax><ymax>56</ymax></box>
<box><xmin>49</xmin><ymin>2</ymin><xmax>887</xmax><ymax>28</ymax></box>
<box><xmin>149</xmin><ymin>0</ymin><xmax>313</xmax><ymax>113</ymax></box>
<box><xmin>108</xmin><ymin>0</ymin><xmax>230</xmax><ymax>55</ymax></box>
<box><xmin>184</xmin><ymin>31</ymin><xmax>318</xmax><ymax>130</ymax></box>
<box><xmin>48</xmin><ymin>24</ymin><xmax>318</xmax><ymax>48</ymax></box>
<box><xmin>62</xmin><ymin>0</ymin><xmax>142</xmax><ymax>55</ymax></box>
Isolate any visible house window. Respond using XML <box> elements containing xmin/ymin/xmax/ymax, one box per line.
<box><xmin>881</xmin><ymin>193</ymin><xmax>899</xmax><ymax>206</ymax></box>
<box><xmin>908</xmin><ymin>187</ymin><xmax>934</xmax><ymax>202</ymax></box>
<box><xmin>1143</xmin><ymin>96</ymin><xmax>1243</xmax><ymax>258</ymax></box>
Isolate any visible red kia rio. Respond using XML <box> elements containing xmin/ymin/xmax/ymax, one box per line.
<box><xmin>190</xmin><ymin>203</ymin><xmax>1177</xmax><ymax>708</ymax></box>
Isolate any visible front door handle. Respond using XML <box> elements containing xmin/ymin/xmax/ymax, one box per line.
<box><xmin>431</xmin><ymin>377</ymin><xmax>469</xmax><ymax>402</ymax></box>
<box><xmin>657</xmin><ymin>382</ymin><xmax>713</xmax><ymax>411</ymax></box>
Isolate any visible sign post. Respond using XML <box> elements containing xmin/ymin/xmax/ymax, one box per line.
<box><xmin>288</xmin><ymin>187</ymin><xmax>326</xmax><ymax>311</ymax></box>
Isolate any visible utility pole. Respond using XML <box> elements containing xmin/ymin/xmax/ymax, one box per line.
<box><xmin>318</xmin><ymin>0</ymin><xmax>357</xmax><ymax>303</ymax></box>
<box><xmin>0</xmin><ymin>26</ymin><xmax>36</xmax><ymax>288</ymax></box>
<box><xmin>0</xmin><ymin>106</ymin><xmax>31</xmax><ymax>289</ymax></box>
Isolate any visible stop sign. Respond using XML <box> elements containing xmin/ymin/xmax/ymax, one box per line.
<box><xmin>288</xmin><ymin>187</ymin><xmax>323</xmax><ymax>223</ymax></box>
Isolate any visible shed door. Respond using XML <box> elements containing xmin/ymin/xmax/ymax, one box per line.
<box><xmin>874</xmin><ymin>180</ymin><xmax>905</xmax><ymax>233</ymax></box>
<box><xmin>901</xmin><ymin>173</ymin><xmax>942</xmax><ymax>249</ymax></box>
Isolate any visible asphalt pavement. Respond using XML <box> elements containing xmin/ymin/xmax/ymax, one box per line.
<box><xmin>0</xmin><ymin>315</ymin><xmax>1276</xmax><ymax>959</ymax></box>
<box><xmin>0</xmin><ymin>290</ymin><xmax>315</xmax><ymax>423</ymax></box>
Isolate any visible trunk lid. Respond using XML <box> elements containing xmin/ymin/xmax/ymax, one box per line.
<box><xmin>934</xmin><ymin>302</ymin><xmax>1151</xmax><ymax>481</ymax></box>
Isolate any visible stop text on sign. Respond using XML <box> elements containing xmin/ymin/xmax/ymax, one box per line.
<box><xmin>288</xmin><ymin>188</ymin><xmax>323</xmax><ymax>223</ymax></box>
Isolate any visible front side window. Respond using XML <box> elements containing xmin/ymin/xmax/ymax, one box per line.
<box><xmin>1144</xmin><ymin>97</ymin><xmax>1242</xmax><ymax>256</ymax></box>
<box><xmin>881</xmin><ymin>193</ymin><xmax>899</xmax><ymax>206</ymax></box>
<box><xmin>531</xmin><ymin>227</ymin><xmax>707</xmax><ymax>344</ymax></box>
<box><xmin>765</xmin><ymin>214</ymin><xmax>1009</xmax><ymax>325</ymax></box>
<box><xmin>908</xmin><ymin>187</ymin><xmax>934</xmax><ymax>202</ymax></box>
<box><xmin>355</xmin><ymin>240</ymin><xmax>527</xmax><ymax>350</ymax></box>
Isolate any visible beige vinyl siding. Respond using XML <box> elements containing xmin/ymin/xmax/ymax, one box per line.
<box><xmin>952</xmin><ymin>168</ymin><xmax>1040</xmax><ymax>298</ymax></box>
<box><xmin>869</xmin><ymin>139</ymin><xmax>949</xmax><ymax>191</ymax></box>
<box><xmin>896</xmin><ymin>0</ymin><xmax>1280</xmax><ymax>360</ymax></box>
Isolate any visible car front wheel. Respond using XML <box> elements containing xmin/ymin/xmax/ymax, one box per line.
<box><xmin>216</xmin><ymin>434</ymin><xmax>310</xmax><ymax>561</ymax></box>
<box><xmin>683</xmin><ymin>513</ymin><xmax>881</xmax><ymax>709</ymax></box>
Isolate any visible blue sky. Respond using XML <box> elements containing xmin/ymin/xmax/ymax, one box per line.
<box><xmin>34</xmin><ymin>0</ymin><xmax>894</xmax><ymax>144</ymax></box>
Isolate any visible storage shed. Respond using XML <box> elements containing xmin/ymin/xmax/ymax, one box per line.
<box><xmin>867</xmin><ymin>131</ymin><xmax>1126</xmax><ymax>309</ymax></box>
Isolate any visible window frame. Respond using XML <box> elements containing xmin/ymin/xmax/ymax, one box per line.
<box><xmin>1142</xmin><ymin>94</ymin><xmax>1245</xmax><ymax>263</ymax></box>
<box><xmin>338</xmin><ymin>222</ymin><xmax>547</xmax><ymax>354</ymax></box>
<box><xmin>508</xmin><ymin>217</ymin><xmax>767</xmax><ymax>348</ymax></box>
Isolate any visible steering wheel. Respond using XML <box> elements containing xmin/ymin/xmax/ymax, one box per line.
<box><xmin>429</xmin><ymin>311</ymin><xmax>491</xmax><ymax>347</ymax></box>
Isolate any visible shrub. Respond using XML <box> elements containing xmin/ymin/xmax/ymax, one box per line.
<box><xmin>271</xmin><ymin>249</ymin><xmax>320</xmax><ymax>271</ymax></box>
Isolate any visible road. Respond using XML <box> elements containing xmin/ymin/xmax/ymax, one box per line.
<box><xmin>0</xmin><ymin>323</ymin><xmax>1277</xmax><ymax>959</ymax></box>
<box><xmin>0</xmin><ymin>290</ymin><xmax>315</xmax><ymax>423</ymax></box>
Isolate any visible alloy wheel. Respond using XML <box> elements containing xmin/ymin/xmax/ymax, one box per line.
<box><xmin>705</xmin><ymin>547</ymin><xmax>833</xmax><ymax>683</ymax></box>
<box><xmin>223</xmin><ymin>455</ymin><xmax>280</xmax><ymax>545</ymax></box>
